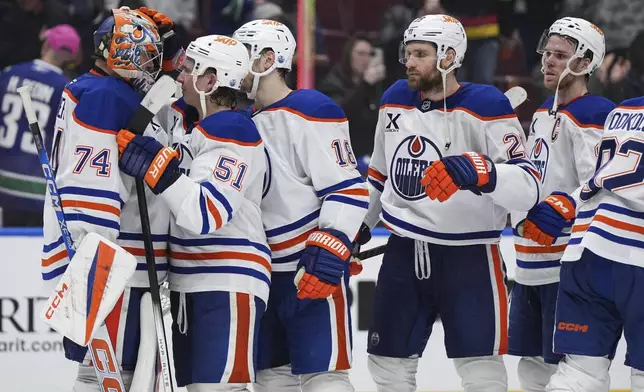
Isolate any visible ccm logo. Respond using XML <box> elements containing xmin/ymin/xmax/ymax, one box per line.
<box><xmin>558</xmin><ymin>322</ymin><xmax>588</xmax><ymax>333</ymax></box>
<box><xmin>44</xmin><ymin>283</ymin><xmax>68</xmax><ymax>320</ymax></box>
<box><xmin>546</xmin><ymin>196</ymin><xmax>570</xmax><ymax>214</ymax></box>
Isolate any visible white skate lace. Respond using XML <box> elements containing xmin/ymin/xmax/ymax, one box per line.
<box><xmin>414</xmin><ymin>240</ymin><xmax>431</xmax><ymax>280</ymax></box>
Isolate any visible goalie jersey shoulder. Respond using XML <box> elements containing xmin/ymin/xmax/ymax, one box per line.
<box><xmin>65</xmin><ymin>72</ymin><xmax>141</xmax><ymax>133</ymax></box>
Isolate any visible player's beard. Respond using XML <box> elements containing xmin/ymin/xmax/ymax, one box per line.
<box><xmin>407</xmin><ymin>68</ymin><xmax>443</xmax><ymax>93</ymax></box>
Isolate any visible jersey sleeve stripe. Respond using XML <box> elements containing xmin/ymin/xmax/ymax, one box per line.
<box><xmin>265</xmin><ymin>209</ymin><xmax>321</xmax><ymax>238</ymax></box>
<box><xmin>59</xmin><ymin>186</ymin><xmax>123</xmax><ymax>205</ymax></box>
<box><xmin>368</xmin><ymin>168</ymin><xmax>387</xmax><ymax>182</ymax></box>
<box><xmin>202</xmin><ymin>182</ymin><xmax>233</xmax><ymax>221</ymax></box>
<box><xmin>264</xmin><ymin>107</ymin><xmax>348</xmax><ymax>123</ymax></box>
<box><xmin>516</xmin><ymin>259</ymin><xmax>561</xmax><ymax>269</ymax></box>
<box><xmin>269</xmin><ymin>227</ymin><xmax>318</xmax><ymax>252</ymax></box>
<box><xmin>136</xmin><ymin>263</ymin><xmax>169</xmax><ymax>271</ymax></box>
<box><xmin>368</xmin><ymin>178</ymin><xmax>384</xmax><ymax>193</ymax></box>
<box><xmin>199</xmin><ymin>192</ymin><xmax>210</xmax><ymax>234</ymax></box>
<box><xmin>206</xmin><ymin>197</ymin><xmax>224</xmax><ymax>230</ymax></box>
<box><xmin>169</xmin><ymin>265</ymin><xmax>271</xmax><ymax>285</ymax></box>
<box><xmin>332</xmin><ymin>188</ymin><xmax>370</xmax><ymax>197</ymax></box>
<box><xmin>42</xmin><ymin>249</ymin><xmax>69</xmax><ymax>267</ymax></box>
<box><xmin>72</xmin><ymin>111</ymin><xmax>118</xmax><ymax>135</ymax></box>
<box><xmin>325</xmin><ymin>194</ymin><xmax>369</xmax><ymax>209</ymax></box>
<box><xmin>43</xmin><ymin>236</ymin><xmax>65</xmax><ymax>252</ymax></box>
<box><xmin>117</xmin><ymin>232</ymin><xmax>168</xmax><ymax>241</ymax></box>
<box><xmin>170</xmin><ymin>236</ymin><xmax>271</xmax><ymax>257</ymax></box>
<box><xmin>121</xmin><ymin>247</ymin><xmax>168</xmax><ymax>257</ymax></box>
<box><xmin>64</xmin><ymin>213</ymin><xmax>120</xmax><ymax>231</ymax></box>
<box><xmin>317</xmin><ymin>177</ymin><xmax>365</xmax><ymax>198</ymax></box>
<box><xmin>170</xmin><ymin>250</ymin><xmax>271</xmax><ymax>272</ymax></box>
<box><xmin>272</xmin><ymin>249</ymin><xmax>304</xmax><ymax>265</ymax></box>
<box><xmin>61</xmin><ymin>200</ymin><xmax>120</xmax><ymax>217</ymax></box>
<box><xmin>42</xmin><ymin>265</ymin><xmax>68</xmax><ymax>281</ymax></box>
<box><xmin>514</xmin><ymin>243</ymin><xmax>568</xmax><ymax>254</ymax></box>
<box><xmin>196</xmin><ymin>125</ymin><xmax>262</xmax><ymax>146</ymax></box>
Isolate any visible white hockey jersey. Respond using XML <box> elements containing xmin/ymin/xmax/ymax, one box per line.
<box><xmin>41</xmin><ymin>69</ymin><xmax>170</xmax><ymax>291</ymax></box>
<box><xmin>160</xmin><ymin>108</ymin><xmax>270</xmax><ymax>302</ymax></box>
<box><xmin>250</xmin><ymin>90</ymin><xmax>369</xmax><ymax>272</ymax></box>
<box><xmin>366</xmin><ymin>80</ymin><xmax>541</xmax><ymax>245</ymax></box>
<box><xmin>563</xmin><ymin>97</ymin><xmax>644</xmax><ymax>268</ymax></box>
<box><xmin>511</xmin><ymin>95</ymin><xmax>615</xmax><ymax>285</ymax></box>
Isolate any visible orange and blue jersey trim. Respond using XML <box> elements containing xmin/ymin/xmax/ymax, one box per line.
<box><xmin>316</xmin><ymin>177</ymin><xmax>368</xmax><ymax>209</ymax></box>
<box><xmin>253</xmin><ymin>89</ymin><xmax>348</xmax><ymax>123</ymax></box>
<box><xmin>199</xmin><ymin>181</ymin><xmax>234</xmax><ymax>234</ymax></box>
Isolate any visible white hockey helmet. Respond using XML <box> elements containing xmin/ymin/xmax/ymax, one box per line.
<box><xmin>400</xmin><ymin>14</ymin><xmax>467</xmax><ymax>73</ymax></box>
<box><xmin>233</xmin><ymin>19</ymin><xmax>296</xmax><ymax>76</ymax></box>
<box><xmin>537</xmin><ymin>17</ymin><xmax>605</xmax><ymax>76</ymax></box>
<box><xmin>182</xmin><ymin>35</ymin><xmax>249</xmax><ymax>115</ymax></box>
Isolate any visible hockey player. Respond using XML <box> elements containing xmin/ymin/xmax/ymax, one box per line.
<box><xmin>40</xmin><ymin>8</ymin><xmax>171</xmax><ymax>390</ymax></box>
<box><xmin>363</xmin><ymin>15</ymin><xmax>542</xmax><ymax>392</ymax></box>
<box><xmin>233</xmin><ymin>20</ymin><xmax>369</xmax><ymax>392</ymax></box>
<box><xmin>542</xmin><ymin>99</ymin><xmax>644</xmax><ymax>392</ymax></box>
<box><xmin>117</xmin><ymin>34</ymin><xmax>269</xmax><ymax>391</ymax></box>
<box><xmin>0</xmin><ymin>24</ymin><xmax>80</xmax><ymax>226</ymax></box>
<box><xmin>509</xmin><ymin>17</ymin><xmax>615</xmax><ymax>392</ymax></box>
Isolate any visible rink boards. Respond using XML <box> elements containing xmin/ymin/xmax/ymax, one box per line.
<box><xmin>0</xmin><ymin>228</ymin><xmax>633</xmax><ymax>391</ymax></box>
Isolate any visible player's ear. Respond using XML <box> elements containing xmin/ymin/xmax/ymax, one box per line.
<box><xmin>441</xmin><ymin>48</ymin><xmax>456</xmax><ymax>69</ymax></box>
<box><xmin>262</xmin><ymin>49</ymin><xmax>276</xmax><ymax>72</ymax></box>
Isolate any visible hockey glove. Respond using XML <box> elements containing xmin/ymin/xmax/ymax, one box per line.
<box><xmin>137</xmin><ymin>7</ymin><xmax>184</xmax><ymax>75</ymax></box>
<box><xmin>116</xmin><ymin>130</ymin><xmax>181</xmax><ymax>194</ymax></box>
<box><xmin>521</xmin><ymin>192</ymin><xmax>576</xmax><ymax>246</ymax></box>
<box><xmin>421</xmin><ymin>152</ymin><xmax>497</xmax><ymax>202</ymax></box>
<box><xmin>294</xmin><ymin>229</ymin><xmax>352</xmax><ymax>300</ymax></box>
<box><xmin>350</xmin><ymin>223</ymin><xmax>372</xmax><ymax>276</ymax></box>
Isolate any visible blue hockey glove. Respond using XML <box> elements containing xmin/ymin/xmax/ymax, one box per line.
<box><xmin>117</xmin><ymin>130</ymin><xmax>181</xmax><ymax>194</ymax></box>
<box><xmin>294</xmin><ymin>229</ymin><xmax>352</xmax><ymax>300</ymax></box>
<box><xmin>521</xmin><ymin>191</ymin><xmax>576</xmax><ymax>246</ymax></box>
<box><xmin>421</xmin><ymin>152</ymin><xmax>497</xmax><ymax>202</ymax></box>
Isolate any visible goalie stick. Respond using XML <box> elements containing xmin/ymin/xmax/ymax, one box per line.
<box><xmin>354</xmin><ymin>87</ymin><xmax>529</xmax><ymax>263</ymax></box>
<box><xmin>127</xmin><ymin>75</ymin><xmax>177</xmax><ymax>392</ymax></box>
<box><xmin>17</xmin><ymin>86</ymin><xmax>127</xmax><ymax>391</ymax></box>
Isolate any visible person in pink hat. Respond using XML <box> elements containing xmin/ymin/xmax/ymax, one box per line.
<box><xmin>0</xmin><ymin>24</ymin><xmax>80</xmax><ymax>227</ymax></box>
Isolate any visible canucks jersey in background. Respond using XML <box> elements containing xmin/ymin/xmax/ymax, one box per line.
<box><xmin>0</xmin><ymin>59</ymin><xmax>69</xmax><ymax>212</ymax></box>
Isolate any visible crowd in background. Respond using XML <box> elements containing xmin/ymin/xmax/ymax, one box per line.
<box><xmin>1</xmin><ymin>0</ymin><xmax>644</xmax><ymax>226</ymax></box>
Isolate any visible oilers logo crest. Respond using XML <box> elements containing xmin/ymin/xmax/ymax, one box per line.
<box><xmin>390</xmin><ymin>135</ymin><xmax>442</xmax><ymax>200</ymax></box>
<box><xmin>530</xmin><ymin>137</ymin><xmax>549</xmax><ymax>183</ymax></box>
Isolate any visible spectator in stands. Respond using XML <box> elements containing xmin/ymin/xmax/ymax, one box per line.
<box><xmin>441</xmin><ymin>0</ymin><xmax>518</xmax><ymax>85</ymax></box>
<box><xmin>0</xmin><ymin>25</ymin><xmax>81</xmax><ymax>227</ymax></box>
<box><xmin>0</xmin><ymin>0</ymin><xmax>71</xmax><ymax>70</ymax></box>
<box><xmin>599</xmin><ymin>31</ymin><xmax>644</xmax><ymax>104</ymax></box>
<box><xmin>318</xmin><ymin>35</ymin><xmax>385</xmax><ymax>172</ymax></box>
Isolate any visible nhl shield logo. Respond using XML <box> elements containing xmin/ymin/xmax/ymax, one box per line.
<box><xmin>390</xmin><ymin>135</ymin><xmax>442</xmax><ymax>201</ymax></box>
<box><xmin>530</xmin><ymin>137</ymin><xmax>549</xmax><ymax>183</ymax></box>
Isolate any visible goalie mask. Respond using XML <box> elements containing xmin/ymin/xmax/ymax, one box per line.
<box><xmin>178</xmin><ymin>35</ymin><xmax>250</xmax><ymax>116</ymax></box>
<box><xmin>537</xmin><ymin>17</ymin><xmax>605</xmax><ymax>113</ymax></box>
<box><xmin>93</xmin><ymin>7</ymin><xmax>163</xmax><ymax>93</ymax></box>
<box><xmin>233</xmin><ymin>19</ymin><xmax>296</xmax><ymax>98</ymax></box>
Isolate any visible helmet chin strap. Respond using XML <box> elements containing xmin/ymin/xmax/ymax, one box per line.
<box><xmin>548</xmin><ymin>55</ymin><xmax>587</xmax><ymax>114</ymax></box>
<box><xmin>246</xmin><ymin>56</ymin><xmax>279</xmax><ymax>100</ymax></box>
<box><xmin>246</xmin><ymin>73</ymin><xmax>260</xmax><ymax>99</ymax></box>
<box><xmin>437</xmin><ymin>55</ymin><xmax>459</xmax><ymax>151</ymax></box>
<box><xmin>193</xmin><ymin>76</ymin><xmax>219</xmax><ymax>119</ymax></box>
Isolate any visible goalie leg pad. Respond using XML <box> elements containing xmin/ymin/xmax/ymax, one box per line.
<box><xmin>170</xmin><ymin>290</ymin><xmax>265</xmax><ymax>386</ymax></box>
